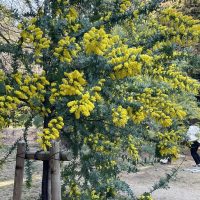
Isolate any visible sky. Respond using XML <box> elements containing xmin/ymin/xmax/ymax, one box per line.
<box><xmin>1</xmin><ymin>0</ymin><xmax>43</xmax><ymax>13</ymax></box>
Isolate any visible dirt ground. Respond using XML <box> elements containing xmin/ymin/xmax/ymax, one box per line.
<box><xmin>121</xmin><ymin>158</ymin><xmax>200</xmax><ymax>200</ymax></box>
<box><xmin>1</xmin><ymin>128</ymin><xmax>200</xmax><ymax>200</ymax></box>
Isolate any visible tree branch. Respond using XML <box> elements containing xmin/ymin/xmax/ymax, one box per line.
<box><xmin>0</xmin><ymin>32</ymin><xmax>10</xmax><ymax>43</ymax></box>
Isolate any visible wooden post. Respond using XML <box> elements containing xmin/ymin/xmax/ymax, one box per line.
<box><xmin>13</xmin><ymin>141</ymin><xmax>26</xmax><ymax>200</ymax></box>
<box><xmin>50</xmin><ymin>141</ymin><xmax>61</xmax><ymax>200</ymax></box>
<box><xmin>48</xmin><ymin>162</ymin><xmax>52</xmax><ymax>200</ymax></box>
<box><xmin>12</xmin><ymin>141</ymin><xmax>72</xmax><ymax>200</ymax></box>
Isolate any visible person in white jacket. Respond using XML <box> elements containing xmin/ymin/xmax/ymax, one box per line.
<box><xmin>186</xmin><ymin>124</ymin><xmax>200</xmax><ymax>166</ymax></box>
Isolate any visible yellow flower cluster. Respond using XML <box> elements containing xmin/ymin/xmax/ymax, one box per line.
<box><xmin>66</xmin><ymin>7</ymin><xmax>78</xmax><ymax>23</ymax></box>
<box><xmin>158</xmin><ymin>8</ymin><xmax>200</xmax><ymax>46</ymax></box>
<box><xmin>68</xmin><ymin>182</ymin><xmax>81</xmax><ymax>198</ymax></box>
<box><xmin>156</xmin><ymin>130</ymin><xmax>181</xmax><ymax>158</ymax></box>
<box><xmin>127</xmin><ymin>107</ymin><xmax>147</xmax><ymax>124</ymax></box>
<box><xmin>126</xmin><ymin>135</ymin><xmax>139</xmax><ymax>160</ymax></box>
<box><xmin>90</xmin><ymin>80</ymin><xmax>104</xmax><ymax>102</ymax></box>
<box><xmin>0</xmin><ymin>72</ymin><xmax>21</xmax><ymax>128</ymax></box>
<box><xmin>0</xmin><ymin>95</ymin><xmax>21</xmax><ymax>128</ymax></box>
<box><xmin>55</xmin><ymin>4</ymin><xmax>81</xmax><ymax>32</ymax></box>
<box><xmin>134</xmin><ymin>88</ymin><xmax>186</xmax><ymax>127</ymax></box>
<box><xmin>84</xmin><ymin>27</ymin><xmax>144</xmax><ymax>79</ymax></box>
<box><xmin>53</xmin><ymin>36</ymin><xmax>81</xmax><ymax>63</ymax></box>
<box><xmin>145</xmin><ymin>64</ymin><xmax>200</xmax><ymax>94</ymax></box>
<box><xmin>56</xmin><ymin>0</ymin><xmax>69</xmax><ymax>4</ymax></box>
<box><xmin>84</xmin><ymin>133</ymin><xmax>121</xmax><ymax>170</ymax></box>
<box><xmin>37</xmin><ymin>116</ymin><xmax>64</xmax><ymax>151</ymax></box>
<box><xmin>140</xmin><ymin>54</ymin><xmax>154</xmax><ymax>66</ymax></box>
<box><xmin>12</xmin><ymin>72</ymin><xmax>51</xmax><ymax>116</ymax></box>
<box><xmin>189</xmin><ymin>24</ymin><xmax>200</xmax><ymax>37</ymax></box>
<box><xmin>67</xmin><ymin>92</ymin><xmax>95</xmax><ymax>119</ymax></box>
<box><xmin>108</xmin><ymin>46</ymin><xmax>142</xmax><ymax>79</ymax></box>
<box><xmin>125</xmin><ymin>9</ymin><xmax>199</xmax><ymax>56</ymax></box>
<box><xmin>84</xmin><ymin>133</ymin><xmax>120</xmax><ymax>152</ymax></box>
<box><xmin>0</xmin><ymin>70</ymin><xmax>5</xmax><ymax>81</ymax></box>
<box><xmin>59</xmin><ymin>70</ymin><xmax>86</xmax><ymax>96</ymax></box>
<box><xmin>120</xmin><ymin>0</ymin><xmax>131</xmax><ymax>13</ymax></box>
<box><xmin>49</xmin><ymin>70</ymin><xmax>103</xmax><ymax>119</ymax></box>
<box><xmin>0</xmin><ymin>116</ymin><xmax>7</xmax><ymax>129</ymax></box>
<box><xmin>100</xmin><ymin>11</ymin><xmax>112</xmax><ymax>21</ymax></box>
<box><xmin>90</xmin><ymin>190</ymin><xmax>100</xmax><ymax>199</ymax></box>
<box><xmin>83</xmin><ymin>27</ymin><xmax>119</xmax><ymax>56</ymax></box>
<box><xmin>18</xmin><ymin>19</ymin><xmax>51</xmax><ymax>63</ymax></box>
<box><xmin>165</xmin><ymin>65</ymin><xmax>200</xmax><ymax>94</ymax></box>
<box><xmin>133</xmin><ymin>10</ymin><xmax>139</xmax><ymax>19</ymax></box>
<box><xmin>161</xmin><ymin>8</ymin><xmax>199</xmax><ymax>26</ymax></box>
<box><xmin>138</xmin><ymin>193</ymin><xmax>153</xmax><ymax>200</ymax></box>
<box><xmin>95</xmin><ymin>160</ymin><xmax>117</xmax><ymax>170</ymax></box>
<box><xmin>0</xmin><ymin>96</ymin><xmax>20</xmax><ymax>112</ymax></box>
<box><xmin>49</xmin><ymin>82</ymin><xmax>59</xmax><ymax>105</ymax></box>
<box><xmin>112</xmin><ymin>106</ymin><xmax>129</xmax><ymax>127</ymax></box>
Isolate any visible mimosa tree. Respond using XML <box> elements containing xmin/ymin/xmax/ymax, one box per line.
<box><xmin>0</xmin><ymin>0</ymin><xmax>200</xmax><ymax>199</ymax></box>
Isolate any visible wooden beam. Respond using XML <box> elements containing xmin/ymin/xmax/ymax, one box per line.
<box><xmin>13</xmin><ymin>141</ymin><xmax>26</xmax><ymax>200</ymax></box>
<box><xmin>25</xmin><ymin>151</ymin><xmax>72</xmax><ymax>161</ymax></box>
<box><xmin>50</xmin><ymin>141</ymin><xmax>61</xmax><ymax>200</ymax></box>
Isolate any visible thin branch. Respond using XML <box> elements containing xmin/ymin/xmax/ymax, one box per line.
<box><xmin>0</xmin><ymin>32</ymin><xmax>10</xmax><ymax>43</ymax></box>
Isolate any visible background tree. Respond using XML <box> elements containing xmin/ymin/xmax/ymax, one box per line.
<box><xmin>162</xmin><ymin>0</ymin><xmax>200</xmax><ymax>100</ymax></box>
<box><xmin>0</xmin><ymin>0</ymin><xmax>200</xmax><ymax>199</ymax></box>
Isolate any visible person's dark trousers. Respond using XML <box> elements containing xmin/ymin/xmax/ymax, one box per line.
<box><xmin>190</xmin><ymin>141</ymin><xmax>200</xmax><ymax>165</ymax></box>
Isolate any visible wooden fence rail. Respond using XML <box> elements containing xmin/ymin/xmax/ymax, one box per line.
<box><xmin>25</xmin><ymin>150</ymin><xmax>72</xmax><ymax>161</ymax></box>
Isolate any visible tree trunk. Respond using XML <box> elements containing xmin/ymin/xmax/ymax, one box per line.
<box><xmin>42</xmin><ymin>112</ymin><xmax>51</xmax><ymax>200</ymax></box>
<box><xmin>42</xmin><ymin>161</ymin><xmax>51</xmax><ymax>200</ymax></box>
